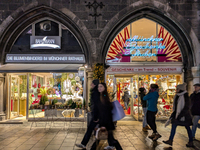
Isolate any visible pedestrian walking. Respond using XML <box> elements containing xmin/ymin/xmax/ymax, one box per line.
<box><xmin>139</xmin><ymin>87</ymin><xmax>151</xmax><ymax>132</ymax></box>
<box><xmin>190</xmin><ymin>83</ymin><xmax>200</xmax><ymax>140</ymax></box>
<box><xmin>91</xmin><ymin>83</ymin><xmax>122</xmax><ymax>150</ymax></box>
<box><xmin>143</xmin><ymin>84</ymin><xmax>162</xmax><ymax>141</ymax></box>
<box><xmin>75</xmin><ymin>79</ymin><xmax>100</xmax><ymax>149</ymax></box>
<box><xmin>163</xmin><ymin>83</ymin><xmax>194</xmax><ymax>147</ymax></box>
<box><xmin>123</xmin><ymin>88</ymin><xmax>130</xmax><ymax>110</ymax></box>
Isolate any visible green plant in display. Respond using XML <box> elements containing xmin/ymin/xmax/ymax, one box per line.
<box><xmin>52</xmin><ymin>99</ymin><xmax>58</xmax><ymax>105</ymax></box>
<box><xmin>71</xmin><ymin>80</ymin><xmax>76</xmax><ymax>86</ymax></box>
<box><xmin>67</xmin><ymin>99</ymin><xmax>73</xmax><ymax>106</ymax></box>
<box><xmin>39</xmin><ymin>95</ymin><xmax>48</xmax><ymax>105</ymax></box>
<box><xmin>71</xmin><ymin>102</ymin><xmax>76</xmax><ymax>109</ymax></box>
<box><xmin>79</xmin><ymin>104</ymin><xmax>82</xmax><ymax>109</ymax></box>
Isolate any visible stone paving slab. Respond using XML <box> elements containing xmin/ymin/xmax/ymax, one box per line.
<box><xmin>0</xmin><ymin>121</ymin><xmax>199</xmax><ymax>150</ymax></box>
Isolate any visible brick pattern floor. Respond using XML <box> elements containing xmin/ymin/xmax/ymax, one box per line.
<box><xmin>0</xmin><ymin>121</ymin><xmax>199</xmax><ymax>150</ymax></box>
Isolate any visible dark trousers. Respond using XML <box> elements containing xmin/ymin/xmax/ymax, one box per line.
<box><xmin>169</xmin><ymin>124</ymin><xmax>193</xmax><ymax>142</ymax></box>
<box><xmin>81</xmin><ymin>119</ymin><xmax>98</xmax><ymax>146</ymax></box>
<box><xmin>147</xmin><ymin>110</ymin><xmax>157</xmax><ymax>133</ymax></box>
<box><xmin>91</xmin><ymin>131</ymin><xmax>122</xmax><ymax>150</ymax></box>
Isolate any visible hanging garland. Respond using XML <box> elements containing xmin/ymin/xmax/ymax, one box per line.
<box><xmin>93</xmin><ymin>63</ymin><xmax>105</xmax><ymax>83</ymax></box>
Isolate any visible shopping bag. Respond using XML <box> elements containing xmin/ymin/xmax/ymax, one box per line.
<box><xmin>164</xmin><ymin>118</ymin><xmax>172</xmax><ymax>127</ymax></box>
<box><xmin>112</xmin><ymin>100</ymin><xmax>125</xmax><ymax>122</ymax></box>
<box><xmin>95</xmin><ymin>127</ymin><xmax>108</xmax><ymax>140</ymax></box>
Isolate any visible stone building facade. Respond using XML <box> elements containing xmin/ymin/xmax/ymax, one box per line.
<box><xmin>0</xmin><ymin>0</ymin><xmax>199</xmax><ymax>120</ymax></box>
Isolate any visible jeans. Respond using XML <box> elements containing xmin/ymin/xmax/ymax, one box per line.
<box><xmin>81</xmin><ymin>119</ymin><xmax>98</xmax><ymax>146</ymax></box>
<box><xmin>169</xmin><ymin>124</ymin><xmax>193</xmax><ymax>142</ymax></box>
<box><xmin>147</xmin><ymin>110</ymin><xmax>157</xmax><ymax>133</ymax></box>
<box><xmin>124</xmin><ymin>101</ymin><xmax>128</xmax><ymax>110</ymax></box>
<box><xmin>91</xmin><ymin>131</ymin><xmax>122</xmax><ymax>150</ymax></box>
<box><xmin>192</xmin><ymin>115</ymin><xmax>200</xmax><ymax>138</ymax></box>
<box><xmin>142</xmin><ymin>107</ymin><xmax>148</xmax><ymax>127</ymax></box>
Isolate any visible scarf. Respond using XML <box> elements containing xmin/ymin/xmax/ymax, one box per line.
<box><xmin>173</xmin><ymin>91</ymin><xmax>187</xmax><ymax>121</ymax></box>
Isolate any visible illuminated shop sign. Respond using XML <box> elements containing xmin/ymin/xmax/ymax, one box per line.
<box><xmin>6</xmin><ymin>54</ymin><xmax>85</xmax><ymax>63</ymax></box>
<box><xmin>123</xmin><ymin>35</ymin><xmax>166</xmax><ymax>57</ymax></box>
<box><xmin>30</xmin><ymin>36</ymin><xmax>61</xmax><ymax>49</ymax></box>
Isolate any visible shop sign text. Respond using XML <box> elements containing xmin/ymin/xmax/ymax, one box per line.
<box><xmin>6</xmin><ymin>54</ymin><xmax>85</xmax><ymax>63</ymax></box>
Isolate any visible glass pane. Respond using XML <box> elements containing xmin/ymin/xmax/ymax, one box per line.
<box><xmin>29</xmin><ymin>72</ymin><xmax>85</xmax><ymax>118</ymax></box>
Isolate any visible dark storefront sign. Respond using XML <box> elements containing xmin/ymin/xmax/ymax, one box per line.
<box><xmin>6</xmin><ymin>54</ymin><xmax>85</xmax><ymax>63</ymax></box>
<box><xmin>30</xmin><ymin>36</ymin><xmax>61</xmax><ymax>49</ymax></box>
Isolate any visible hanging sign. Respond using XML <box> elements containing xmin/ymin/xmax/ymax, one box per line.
<box><xmin>30</xmin><ymin>36</ymin><xmax>61</xmax><ymax>49</ymax></box>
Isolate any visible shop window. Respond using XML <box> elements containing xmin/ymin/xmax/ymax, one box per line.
<box><xmin>10</xmin><ymin>74</ymin><xmax>27</xmax><ymax>118</ymax></box>
<box><xmin>28</xmin><ymin>72</ymin><xmax>85</xmax><ymax>118</ymax></box>
<box><xmin>106</xmin><ymin>18</ymin><xmax>182</xmax><ymax>63</ymax></box>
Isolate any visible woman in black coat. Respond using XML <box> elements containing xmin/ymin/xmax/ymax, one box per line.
<box><xmin>163</xmin><ymin>83</ymin><xmax>194</xmax><ymax>147</ymax></box>
<box><xmin>91</xmin><ymin>83</ymin><xmax>122</xmax><ymax>150</ymax></box>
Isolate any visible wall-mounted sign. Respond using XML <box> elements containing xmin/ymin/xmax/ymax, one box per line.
<box><xmin>6</xmin><ymin>54</ymin><xmax>85</xmax><ymax>63</ymax></box>
<box><xmin>106</xmin><ymin>66</ymin><xmax>182</xmax><ymax>73</ymax></box>
<box><xmin>30</xmin><ymin>36</ymin><xmax>61</xmax><ymax>49</ymax></box>
<box><xmin>123</xmin><ymin>35</ymin><xmax>166</xmax><ymax>58</ymax></box>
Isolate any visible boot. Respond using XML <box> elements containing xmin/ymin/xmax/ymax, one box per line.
<box><xmin>186</xmin><ymin>141</ymin><xmax>194</xmax><ymax>147</ymax></box>
<box><xmin>148</xmin><ymin>133</ymin><xmax>156</xmax><ymax>139</ymax></box>
<box><xmin>145</xmin><ymin>125</ymin><xmax>151</xmax><ymax>130</ymax></box>
<box><xmin>142</xmin><ymin>127</ymin><xmax>148</xmax><ymax>132</ymax></box>
<box><xmin>153</xmin><ymin>133</ymin><xmax>162</xmax><ymax>141</ymax></box>
<box><xmin>163</xmin><ymin>140</ymin><xmax>173</xmax><ymax>146</ymax></box>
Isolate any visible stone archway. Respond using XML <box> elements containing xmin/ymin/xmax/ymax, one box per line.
<box><xmin>100</xmin><ymin>1</ymin><xmax>198</xmax><ymax>69</ymax></box>
<box><xmin>100</xmin><ymin>2</ymin><xmax>198</xmax><ymax>87</ymax></box>
<box><xmin>0</xmin><ymin>5</ymin><xmax>92</xmax><ymax>66</ymax></box>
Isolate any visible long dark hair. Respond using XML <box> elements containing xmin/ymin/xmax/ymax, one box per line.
<box><xmin>99</xmin><ymin>83</ymin><xmax>112</xmax><ymax>105</ymax></box>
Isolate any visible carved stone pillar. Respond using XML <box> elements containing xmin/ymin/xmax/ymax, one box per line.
<box><xmin>86</xmin><ymin>70</ymin><xmax>93</xmax><ymax>110</ymax></box>
<box><xmin>0</xmin><ymin>74</ymin><xmax>5</xmax><ymax>121</ymax></box>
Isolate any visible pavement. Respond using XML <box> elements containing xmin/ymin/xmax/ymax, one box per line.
<box><xmin>0</xmin><ymin>120</ymin><xmax>199</xmax><ymax>150</ymax></box>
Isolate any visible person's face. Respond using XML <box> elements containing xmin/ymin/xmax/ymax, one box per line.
<box><xmin>194</xmin><ymin>86</ymin><xmax>200</xmax><ymax>92</ymax></box>
<box><xmin>98</xmin><ymin>84</ymin><xmax>105</xmax><ymax>93</ymax></box>
<box><xmin>144</xmin><ymin>89</ymin><xmax>146</xmax><ymax>93</ymax></box>
<box><xmin>91</xmin><ymin>83</ymin><xmax>95</xmax><ymax>89</ymax></box>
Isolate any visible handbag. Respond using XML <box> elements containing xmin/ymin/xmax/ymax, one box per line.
<box><xmin>95</xmin><ymin>128</ymin><xmax>108</xmax><ymax>140</ymax></box>
<box><xmin>112</xmin><ymin>100</ymin><xmax>125</xmax><ymax>122</ymax></box>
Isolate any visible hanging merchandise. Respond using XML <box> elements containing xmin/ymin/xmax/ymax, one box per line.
<box><xmin>38</xmin><ymin>83</ymin><xmax>41</xmax><ymax>88</ymax></box>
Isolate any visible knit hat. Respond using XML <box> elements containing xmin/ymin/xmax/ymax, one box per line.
<box><xmin>92</xmin><ymin>79</ymin><xmax>99</xmax><ymax>86</ymax></box>
<box><xmin>193</xmin><ymin>83</ymin><xmax>200</xmax><ymax>87</ymax></box>
<box><xmin>176</xmin><ymin>83</ymin><xmax>187</xmax><ymax>91</ymax></box>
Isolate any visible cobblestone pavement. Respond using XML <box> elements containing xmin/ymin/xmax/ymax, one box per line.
<box><xmin>0</xmin><ymin>121</ymin><xmax>199</xmax><ymax>150</ymax></box>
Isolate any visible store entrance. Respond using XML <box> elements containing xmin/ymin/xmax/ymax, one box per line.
<box><xmin>116</xmin><ymin>77</ymin><xmax>132</xmax><ymax>115</ymax></box>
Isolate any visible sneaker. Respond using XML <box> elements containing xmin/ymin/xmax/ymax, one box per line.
<box><xmin>148</xmin><ymin>133</ymin><xmax>156</xmax><ymax>139</ymax></box>
<box><xmin>142</xmin><ymin>127</ymin><xmax>148</xmax><ymax>132</ymax></box>
<box><xmin>145</xmin><ymin>125</ymin><xmax>151</xmax><ymax>130</ymax></box>
<box><xmin>104</xmin><ymin>146</ymin><xmax>115</xmax><ymax>150</ymax></box>
<box><xmin>153</xmin><ymin>133</ymin><xmax>162</xmax><ymax>141</ymax></box>
<box><xmin>75</xmin><ymin>143</ymin><xmax>86</xmax><ymax>149</ymax></box>
<box><xmin>186</xmin><ymin>141</ymin><xmax>195</xmax><ymax>147</ymax></box>
<box><xmin>163</xmin><ymin>140</ymin><xmax>173</xmax><ymax>146</ymax></box>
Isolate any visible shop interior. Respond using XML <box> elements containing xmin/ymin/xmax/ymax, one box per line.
<box><xmin>9</xmin><ymin>71</ymin><xmax>85</xmax><ymax>120</ymax></box>
<box><xmin>106</xmin><ymin>74</ymin><xmax>182</xmax><ymax>120</ymax></box>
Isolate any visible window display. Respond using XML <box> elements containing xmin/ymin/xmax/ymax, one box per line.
<box><xmin>106</xmin><ymin>74</ymin><xmax>183</xmax><ymax>120</ymax></box>
<box><xmin>29</xmin><ymin>72</ymin><xmax>85</xmax><ymax>118</ymax></box>
<box><xmin>9</xmin><ymin>71</ymin><xmax>85</xmax><ymax>120</ymax></box>
<box><xmin>134</xmin><ymin>74</ymin><xmax>182</xmax><ymax>120</ymax></box>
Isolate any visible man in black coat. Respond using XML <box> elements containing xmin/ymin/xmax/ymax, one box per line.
<box><xmin>75</xmin><ymin>79</ymin><xmax>100</xmax><ymax>149</ymax></box>
<box><xmin>190</xmin><ymin>83</ymin><xmax>200</xmax><ymax>140</ymax></box>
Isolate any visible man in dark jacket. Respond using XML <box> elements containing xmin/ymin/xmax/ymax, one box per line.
<box><xmin>190</xmin><ymin>83</ymin><xmax>200</xmax><ymax>140</ymax></box>
<box><xmin>75</xmin><ymin>79</ymin><xmax>100</xmax><ymax>149</ymax></box>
